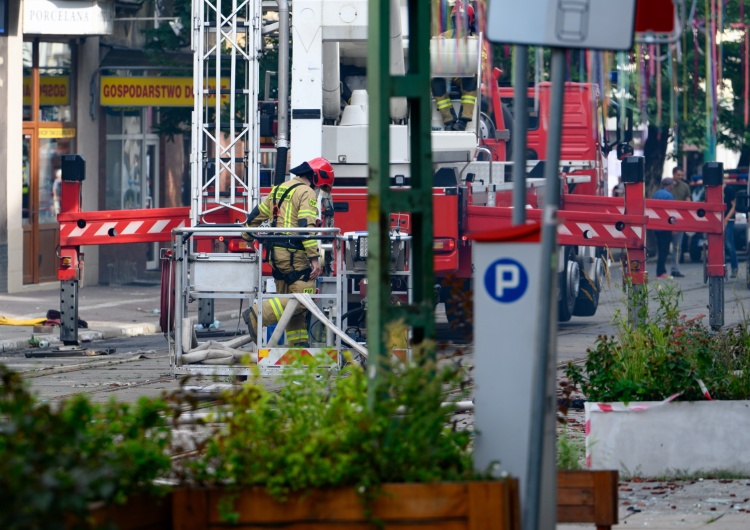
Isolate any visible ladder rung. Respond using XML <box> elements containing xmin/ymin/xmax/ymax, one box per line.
<box><xmin>204</xmin><ymin>157</ymin><xmax>246</xmax><ymax>163</ymax></box>
<box><xmin>202</xmin><ymin>123</ymin><xmax>252</xmax><ymax>129</ymax></box>
<box><xmin>201</xmin><ymin>22</ymin><xmax>250</xmax><ymax>29</ymax></box>
<box><xmin>202</xmin><ymin>89</ymin><xmax>252</xmax><ymax>95</ymax></box>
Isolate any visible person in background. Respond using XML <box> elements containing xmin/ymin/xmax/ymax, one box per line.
<box><xmin>52</xmin><ymin>169</ymin><xmax>62</xmax><ymax>215</ymax></box>
<box><xmin>431</xmin><ymin>1</ymin><xmax>478</xmax><ymax>131</ymax></box>
<box><xmin>669</xmin><ymin>167</ymin><xmax>690</xmax><ymax>278</ymax></box>
<box><xmin>690</xmin><ymin>174</ymin><xmax>705</xmax><ymax>202</ymax></box>
<box><xmin>611</xmin><ymin>176</ymin><xmax>625</xmax><ymax>198</ymax></box>
<box><xmin>724</xmin><ymin>182</ymin><xmax>739</xmax><ymax>279</ymax></box>
<box><xmin>652</xmin><ymin>177</ymin><xmax>675</xmax><ymax>279</ymax></box>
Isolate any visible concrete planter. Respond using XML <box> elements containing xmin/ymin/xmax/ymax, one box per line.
<box><xmin>586</xmin><ymin>400</ymin><xmax>750</xmax><ymax>477</ymax></box>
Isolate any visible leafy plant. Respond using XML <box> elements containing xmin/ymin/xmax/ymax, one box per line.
<box><xmin>566</xmin><ymin>282</ymin><xmax>750</xmax><ymax>403</ymax></box>
<box><xmin>181</xmin><ymin>344</ymin><xmax>482</xmax><ymax>501</ymax></box>
<box><xmin>556</xmin><ymin>379</ymin><xmax>583</xmax><ymax>470</ymax></box>
<box><xmin>0</xmin><ymin>365</ymin><xmax>172</xmax><ymax>530</ymax></box>
<box><xmin>557</xmin><ymin>428</ymin><xmax>583</xmax><ymax>470</ymax></box>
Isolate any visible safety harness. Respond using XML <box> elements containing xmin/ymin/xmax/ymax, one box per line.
<box><xmin>267</xmin><ymin>182</ymin><xmax>312</xmax><ymax>284</ymax></box>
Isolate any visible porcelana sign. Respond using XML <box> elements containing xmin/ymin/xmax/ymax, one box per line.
<box><xmin>100</xmin><ymin>77</ymin><xmax>230</xmax><ymax>107</ymax></box>
<box><xmin>24</xmin><ymin>0</ymin><xmax>114</xmax><ymax>36</ymax></box>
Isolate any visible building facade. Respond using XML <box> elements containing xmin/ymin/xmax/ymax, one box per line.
<box><xmin>0</xmin><ymin>0</ymin><xmax>192</xmax><ymax>293</ymax></box>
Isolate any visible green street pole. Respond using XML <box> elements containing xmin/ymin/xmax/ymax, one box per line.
<box><xmin>367</xmin><ymin>0</ymin><xmax>435</xmax><ymax>411</ymax></box>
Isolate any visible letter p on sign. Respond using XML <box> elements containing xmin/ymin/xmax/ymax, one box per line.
<box><xmin>484</xmin><ymin>258</ymin><xmax>528</xmax><ymax>303</ymax></box>
<box><xmin>495</xmin><ymin>265</ymin><xmax>519</xmax><ymax>297</ymax></box>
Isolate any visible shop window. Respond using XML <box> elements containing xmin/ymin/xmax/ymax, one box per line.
<box><xmin>105</xmin><ymin>108</ymin><xmax>158</xmax><ymax>210</ymax></box>
<box><xmin>24</xmin><ymin>42</ymin><xmax>73</xmax><ymax>122</ymax></box>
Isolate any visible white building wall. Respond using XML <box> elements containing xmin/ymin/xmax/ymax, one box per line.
<box><xmin>2</xmin><ymin>1</ymin><xmax>25</xmax><ymax>293</ymax></box>
<box><xmin>76</xmin><ymin>37</ymin><xmax>101</xmax><ymax>286</ymax></box>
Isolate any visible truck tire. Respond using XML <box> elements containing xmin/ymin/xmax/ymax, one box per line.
<box><xmin>573</xmin><ymin>258</ymin><xmax>603</xmax><ymax>317</ymax></box>
<box><xmin>559</xmin><ymin>250</ymin><xmax>579</xmax><ymax>322</ymax></box>
<box><xmin>444</xmin><ymin>297</ymin><xmax>473</xmax><ymax>342</ymax></box>
<box><xmin>442</xmin><ymin>278</ymin><xmax>473</xmax><ymax>342</ymax></box>
<box><xmin>501</xmin><ymin>102</ymin><xmax>514</xmax><ymax>156</ymax></box>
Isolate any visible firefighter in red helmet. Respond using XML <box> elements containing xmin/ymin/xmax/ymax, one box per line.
<box><xmin>431</xmin><ymin>1</ymin><xmax>479</xmax><ymax>131</ymax></box>
<box><xmin>242</xmin><ymin>157</ymin><xmax>335</xmax><ymax>347</ymax></box>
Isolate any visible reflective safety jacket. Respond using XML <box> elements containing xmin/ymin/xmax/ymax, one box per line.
<box><xmin>248</xmin><ymin>177</ymin><xmax>320</xmax><ymax>259</ymax></box>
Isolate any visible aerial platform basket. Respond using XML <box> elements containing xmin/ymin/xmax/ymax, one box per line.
<box><xmin>167</xmin><ymin>226</ymin><xmax>351</xmax><ymax>378</ymax></box>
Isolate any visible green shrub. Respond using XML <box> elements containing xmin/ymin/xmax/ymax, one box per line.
<box><xmin>0</xmin><ymin>365</ymin><xmax>172</xmax><ymax>530</ymax></box>
<box><xmin>566</xmin><ymin>282</ymin><xmax>750</xmax><ymax>402</ymax></box>
<box><xmin>182</xmin><ymin>348</ymin><xmax>480</xmax><ymax>499</ymax></box>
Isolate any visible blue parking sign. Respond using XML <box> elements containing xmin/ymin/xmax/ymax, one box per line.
<box><xmin>484</xmin><ymin>258</ymin><xmax>528</xmax><ymax>303</ymax></box>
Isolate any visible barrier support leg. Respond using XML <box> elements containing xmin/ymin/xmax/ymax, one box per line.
<box><xmin>708</xmin><ymin>277</ymin><xmax>724</xmax><ymax>329</ymax></box>
<box><xmin>622</xmin><ymin>157</ymin><xmax>647</xmax><ymax>327</ymax></box>
<box><xmin>60</xmin><ymin>279</ymin><xmax>79</xmax><ymax>346</ymax></box>
<box><xmin>198</xmin><ymin>298</ymin><xmax>214</xmax><ymax>328</ymax></box>
<box><xmin>625</xmin><ymin>249</ymin><xmax>648</xmax><ymax>327</ymax></box>
<box><xmin>704</xmin><ymin>162</ymin><xmax>725</xmax><ymax>330</ymax></box>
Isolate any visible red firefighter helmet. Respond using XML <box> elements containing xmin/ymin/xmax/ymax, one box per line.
<box><xmin>451</xmin><ymin>1</ymin><xmax>475</xmax><ymax>30</ymax></box>
<box><xmin>308</xmin><ymin>157</ymin><xmax>335</xmax><ymax>189</ymax></box>
<box><xmin>290</xmin><ymin>157</ymin><xmax>335</xmax><ymax>190</ymax></box>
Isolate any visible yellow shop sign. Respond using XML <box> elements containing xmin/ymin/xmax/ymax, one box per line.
<box><xmin>100</xmin><ymin>76</ymin><xmax>230</xmax><ymax>107</ymax></box>
<box><xmin>39</xmin><ymin>127</ymin><xmax>76</xmax><ymax>139</ymax></box>
<box><xmin>23</xmin><ymin>76</ymin><xmax>70</xmax><ymax>106</ymax></box>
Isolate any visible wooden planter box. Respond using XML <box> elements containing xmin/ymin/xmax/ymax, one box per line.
<box><xmin>172</xmin><ymin>481</ymin><xmax>520</xmax><ymax>530</ymax></box>
<box><xmin>82</xmin><ymin>494</ymin><xmax>172</xmax><ymax>530</ymax></box>
<box><xmin>557</xmin><ymin>470</ymin><xmax>619</xmax><ymax>530</ymax></box>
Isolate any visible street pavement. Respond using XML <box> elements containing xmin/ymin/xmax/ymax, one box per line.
<box><xmin>2</xmin><ymin>260</ymin><xmax>750</xmax><ymax>528</ymax></box>
<box><xmin>0</xmin><ymin>281</ymin><xmax>244</xmax><ymax>354</ymax></box>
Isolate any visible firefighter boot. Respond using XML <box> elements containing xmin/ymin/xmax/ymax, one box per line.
<box><xmin>455</xmin><ymin>83</ymin><xmax>477</xmax><ymax>131</ymax></box>
<box><xmin>452</xmin><ymin>118</ymin><xmax>469</xmax><ymax>131</ymax></box>
<box><xmin>242</xmin><ymin>307</ymin><xmax>258</xmax><ymax>343</ymax></box>
<box><xmin>436</xmin><ymin>96</ymin><xmax>458</xmax><ymax>130</ymax></box>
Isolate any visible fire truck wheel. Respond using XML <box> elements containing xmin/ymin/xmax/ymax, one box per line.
<box><xmin>443</xmin><ymin>279</ymin><xmax>473</xmax><ymax>342</ymax></box>
<box><xmin>478</xmin><ymin>112</ymin><xmax>496</xmax><ymax>143</ymax></box>
<box><xmin>159</xmin><ymin>257</ymin><xmax>175</xmax><ymax>333</ymax></box>
<box><xmin>559</xmin><ymin>253</ymin><xmax>579</xmax><ymax>322</ymax></box>
<box><xmin>573</xmin><ymin>258</ymin><xmax>603</xmax><ymax>317</ymax></box>
<box><xmin>444</xmin><ymin>301</ymin><xmax>473</xmax><ymax>342</ymax></box>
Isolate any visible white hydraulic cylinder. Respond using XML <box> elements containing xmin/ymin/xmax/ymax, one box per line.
<box><xmin>322</xmin><ymin>42</ymin><xmax>341</xmax><ymax>122</ymax></box>
<box><xmin>389</xmin><ymin>0</ymin><xmax>407</xmax><ymax>121</ymax></box>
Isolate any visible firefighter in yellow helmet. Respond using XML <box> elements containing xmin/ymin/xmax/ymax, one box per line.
<box><xmin>241</xmin><ymin>157</ymin><xmax>334</xmax><ymax>347</ymax></box>
<box><xmin>432</xmin><ymin>1</ymin><xmax>479</xmax><ymax>131</ymax></box>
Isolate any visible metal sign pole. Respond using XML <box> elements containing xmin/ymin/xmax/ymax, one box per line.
<box><xmin>512</xmin><ymin>46</ymin><xmax>529</xmax><ymax>226</ymax></box>
<box><xmin>525</xmin><ymin>47</ymin><xmax>566</xmax><ymax>530</ymax></box>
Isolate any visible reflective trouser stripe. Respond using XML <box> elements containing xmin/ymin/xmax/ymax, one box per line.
<box><xmin>435</xmin><ymin>95</ymin><xmax>456</xmax><ymax>123</ymax></box>
<box><xmin>286</xmin><ymin>329</ymin><xmax>309</xmax><ymax>344</ymax></box>
<box><xmin>269</xmin><ymin>298</ymin><xmax>284</xmax><ymax>320</ymax></box>
<box><xmin>460</xmin><ymin>91</ymin><xmax>477</xmax><ymax>119</ymax></box>
<box><xmin>436</xmin><ymin>98</ymin><xmax>453</xmax><ymax>110</ymax></box>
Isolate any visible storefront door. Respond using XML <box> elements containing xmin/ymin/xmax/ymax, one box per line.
<box><xmin>22</xmin><ymin>128</ymin><xmax>73</xmax><ymax>284</ymax></box>
<box><xmin>22</xmin><ymin>40</ymin><xmax>75</xmax><ymax>284</ymax></box>
<box><xmin>21</xmin><ymin>130</ymin><xmax>35</xmax><ymax>284</ymax></box>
